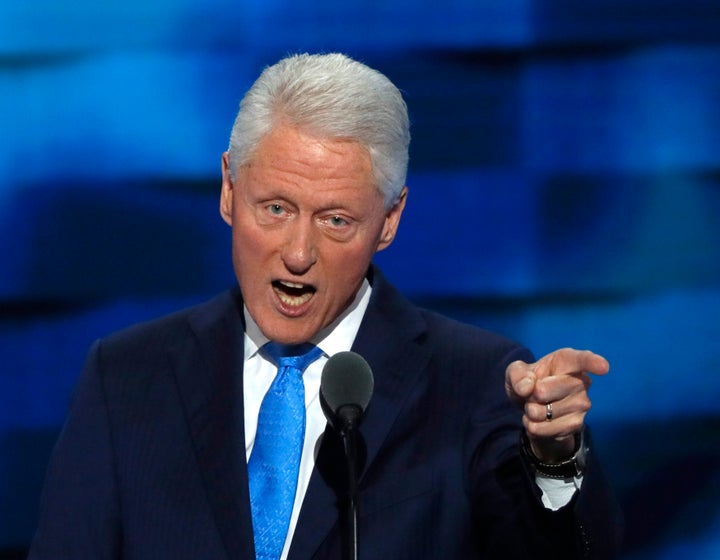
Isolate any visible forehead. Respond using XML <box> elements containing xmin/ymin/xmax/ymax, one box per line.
<box><xmin>242</xmin><ymin>125</ymin><xmax>377</xmax><ymax>195</ymax></box>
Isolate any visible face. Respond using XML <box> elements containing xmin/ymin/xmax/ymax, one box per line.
<box><xmin>220</xmin><ymin>124</ymin><xmax>406</xmax><ymax>345</ymax></box>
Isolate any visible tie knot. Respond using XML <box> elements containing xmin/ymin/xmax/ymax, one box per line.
<box><xmin>263</xmin><ymin>342</ymin><xmax>324</xmax><ymax>373</ymax></box>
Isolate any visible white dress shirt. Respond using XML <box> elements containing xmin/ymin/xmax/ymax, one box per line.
<box><xmin>241</xmin><ymin>279</ymin><xmax>579</xmax><ymax>558</ymax></box>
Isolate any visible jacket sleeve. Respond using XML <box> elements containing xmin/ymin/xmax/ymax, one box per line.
<box><xmin>466</xmin><ymin>345</ymin><xmax>623</xmax><ymax>559</ymax></box>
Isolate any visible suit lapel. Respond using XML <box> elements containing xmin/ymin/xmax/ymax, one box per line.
<box><xmin>289</xmin><ymin>267</ymin><xmax>431</xmax><ymax>559</ymax></box>
<box><xmin>350</xmin><ymin>276</ymin><xmax>431</xmax><ymax>473</ymax></box>
<box><xmin>170</xmin><ymin>290</ymin><xmax>256</xmax><ymax>560</ymax></box>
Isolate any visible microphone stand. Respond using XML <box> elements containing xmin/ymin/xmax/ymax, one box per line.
<box><xmin>337</xmin><ymin>405</ymin><xmax>363</xmax><ymax>560</ymax></box>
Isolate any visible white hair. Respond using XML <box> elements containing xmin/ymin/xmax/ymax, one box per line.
<box><xmin>227</xmin><ymin>53</ymin><xmax>410</xmax><ymax>208</ymax></box>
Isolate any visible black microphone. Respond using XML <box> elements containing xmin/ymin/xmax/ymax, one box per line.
<box><xmin>319</xmin><ymin>351</ymin><xmax>374</xmax><ymax>560</ymax></box>
<box><xmin>320</xmin><ymin>351</ymin><xmax>374</xmax><ymax>434</ymax></box>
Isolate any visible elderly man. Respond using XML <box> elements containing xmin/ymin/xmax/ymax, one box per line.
<box><xmin>30</xmin><ymin>53</ymin><xmax>621</xmax><ymax>559</ymax></box>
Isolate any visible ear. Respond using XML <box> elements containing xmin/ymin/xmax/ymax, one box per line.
<box><xmin>219</xmin><ymin>152</ymin><xmax>233</xmax><ymax>226</ymax></box>
<box><xmin>376</xmin><ymin>186</ymin><xmax>408</xmax><ymax>252</ymax></box>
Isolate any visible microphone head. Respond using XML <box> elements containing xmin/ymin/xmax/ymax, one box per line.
<box><xmin>320</xmin><ymin>351</ymin><xmax>374</xmax><ymax>430</ymax></box>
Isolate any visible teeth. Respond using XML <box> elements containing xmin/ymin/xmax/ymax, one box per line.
<box><xmin>275</xmin><ymin>289</ymin><xmax>313</xmax><ymax>307</ymax></box>
<box><xmin>273</xmin><ymin>281</ymin><xmax>314</xmax><ymax>308</ymax></box>
<box><xmin>279</xmin><ymin>281</ymin><xmax>304</xmax><ymax>288</ymax></box>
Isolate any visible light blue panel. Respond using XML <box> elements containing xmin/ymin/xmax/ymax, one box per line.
<box><xmin>0</xmin><ymin>0</ymin><xmax>250</xmax><ymax>53</ymax></box>
<box><xmin>513</xmin><ymin>288</ymin><xmax>720</xmax><ymax>423</ymax></box>
<box><xmin>521</xmin><ymin>46</ymin><xmax>720</xmax><ymax>172</ymax></box>
<box><xmin>618</xmin><ymin>47</ymin><xmax>720</xmax><ymax>171</ymax></box>
<box><xmin>0</xmin><ymin>51</ymin><xmax>254</xmax><ymax>189</ymax></box>
<box><xmin>244</xmin><ymin>0</ymin><xmax>533</xmax><ymax>50</ymax></box>
<box><xmin>0</xmin><ymin>0</ymin><xmax>533</xmax><ymax>54</ymax></box>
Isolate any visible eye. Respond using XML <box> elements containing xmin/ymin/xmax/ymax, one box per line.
<box><xmin>319</xmin><ymin>213</ymin><xmax>357</xmax><ymax>242</ymax></box>
<box><xmin>328</xmin><ymin>215</ymin><xmax>349</xmax><ymax>227</ymax></box>
<box><xmin>255</xmin><ymin>201</ymin><xmax>292</xmax><ymax>226</ymax></box>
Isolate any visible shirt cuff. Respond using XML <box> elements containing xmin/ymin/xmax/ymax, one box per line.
<box><xmin>535</xmin><ymin>474</ymin><xmax>583</xmax><ymax>511</ymax></box>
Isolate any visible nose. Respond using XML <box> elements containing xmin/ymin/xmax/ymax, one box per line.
<box><xmin>281</xmin><ymin>217</ymin><xmax>317</xmax><ymax>274</ymax></box>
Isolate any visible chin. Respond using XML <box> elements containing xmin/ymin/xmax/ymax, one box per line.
<box><xmin>264</xmin><ymin>321</ymin><xmax>318</xmax><ymax>345</ymax></box>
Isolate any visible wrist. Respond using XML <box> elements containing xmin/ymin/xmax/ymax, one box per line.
<box><xmin>521</xmin><ymin>429</ymin><xmax>588</xmax><ymax>480</ymax></box>
<box><xmin>530</xmin><ymin>434</ymin><xmax>576</xmax><ymax>463</ymax></box>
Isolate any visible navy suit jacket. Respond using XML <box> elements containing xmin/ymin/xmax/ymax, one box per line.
<box><xmin>30</xmin><ymin>266</ymin><xmax>621</xmax><ymax>559</ymax></box>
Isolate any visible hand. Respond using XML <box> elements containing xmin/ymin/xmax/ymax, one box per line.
<box><xmin>505</xmin><ymin>348</ymin><xmax>609</xmax><ymax>463</ymax></box>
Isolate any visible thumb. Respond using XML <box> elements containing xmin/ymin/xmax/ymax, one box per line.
<box><xmin>505</xmin><ymin>360</ymin><xmax>537</xmax><ymax>402</ymax></box>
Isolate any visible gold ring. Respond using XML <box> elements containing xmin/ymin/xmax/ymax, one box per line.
<box><xmin>545</xmin><ymin>402</ymin><xmax>553</xmax><ymax>421</ymax></box>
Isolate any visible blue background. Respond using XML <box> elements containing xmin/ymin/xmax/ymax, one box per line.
<box><xmin>1</xmin><ymin>1</ymin><xmax>720</xmax><ymax>558</ymax></box>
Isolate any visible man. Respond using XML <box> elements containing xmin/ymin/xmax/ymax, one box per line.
<box><xmin>30</xmin><ymin>53</ymin><xmax>621</xmax><ymax>559</ymax></box>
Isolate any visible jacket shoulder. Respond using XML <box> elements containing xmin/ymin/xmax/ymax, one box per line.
<box><xmin>419</xmin><ymin>307</ymin><xmax>533</xmax><ymax>366</ymax></box>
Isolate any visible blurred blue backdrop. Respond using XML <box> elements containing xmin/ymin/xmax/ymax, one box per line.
<box><xmin>1</xmin><ymin>1</ymin><xmax>719</xmax><ymax>558</ymax></box>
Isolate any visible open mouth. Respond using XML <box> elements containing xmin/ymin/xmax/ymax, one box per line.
<box><xmin>272</xmin><ymin>280</ymin><xmax>316</xmax><ymax>307</ymax></box>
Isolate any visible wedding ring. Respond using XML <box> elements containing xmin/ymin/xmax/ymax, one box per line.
<box><xmin>545</xmin><ymin>402</ymin><xmax>553</xmax><ymax>421</ymax></box>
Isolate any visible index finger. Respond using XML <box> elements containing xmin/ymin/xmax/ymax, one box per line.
<box><xmin>536</xmin><ymin>348</ymin><xmax>610</xmax><ymax>379</ymax></box>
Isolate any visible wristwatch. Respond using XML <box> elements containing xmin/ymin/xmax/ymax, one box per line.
<box><xmin>521</xmin><ymin>429</ymin><xmax>588</xmax><ymax>479</ymax></box>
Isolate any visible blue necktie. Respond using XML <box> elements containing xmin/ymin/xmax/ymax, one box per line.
<box><xmin>248</xmin><ymin>342</ymin><xmax>324</xmax><ymax>560</ymax></box>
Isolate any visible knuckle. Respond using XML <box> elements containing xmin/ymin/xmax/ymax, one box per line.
<box><xmin>533</xmin><ymin>383</ymin><xmax>551</xmax><ymax>402</ymax></box>
<box><xmin>579</xmin><ymin>395</ymin><xmax>592</xmax><ymax>412</ymax></box>
<box><xmin>524</xmin><ymin>421</ymin><xmax>544</xmax><ymax>438</ymax></box>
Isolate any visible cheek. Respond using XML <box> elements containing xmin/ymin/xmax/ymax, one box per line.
<box><xmin>325</xmin><ymin>244</ymin><xmax>376</xmax><ymax>289</ymax></box>
<box><xmin>231</xmin><ymin>226</ymin><xmax>271</xmax><ymax>283</ymax></box>
<box><xmin>232</xmin><ymin>220</ymin><xmax>269</xmax><ymax>256</ymax></box>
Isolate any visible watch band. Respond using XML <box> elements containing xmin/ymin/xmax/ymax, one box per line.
<box><xmin>521</xmin><ymin>429</ymin><xmax>588</xmax><ymax>480</ymax></box>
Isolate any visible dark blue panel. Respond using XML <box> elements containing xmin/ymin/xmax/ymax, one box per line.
<box><xmin>533</xmin><ymin>0</ymin><xmax>720</xmax><ymax>44</ymax></box>
<box><xmin>0</xmin><ymin>182</ymin><xmax>234</xmax><ymax>299</ymax></box>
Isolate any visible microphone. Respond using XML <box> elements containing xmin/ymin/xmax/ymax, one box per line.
<box><xmin>320</xmin><ymin>351</ymin><xmax>374</xmax><ymax>434</ymax></box>
<box><xmin>319</xmin><ymin>351</ymin><xmax>374</xmax><ymax>560</ymax></box>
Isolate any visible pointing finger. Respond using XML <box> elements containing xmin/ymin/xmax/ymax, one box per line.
<box><xmin>535</xmin><ymin>348</ymin><xmax>609</xmax><ymax>379</ymax></box>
